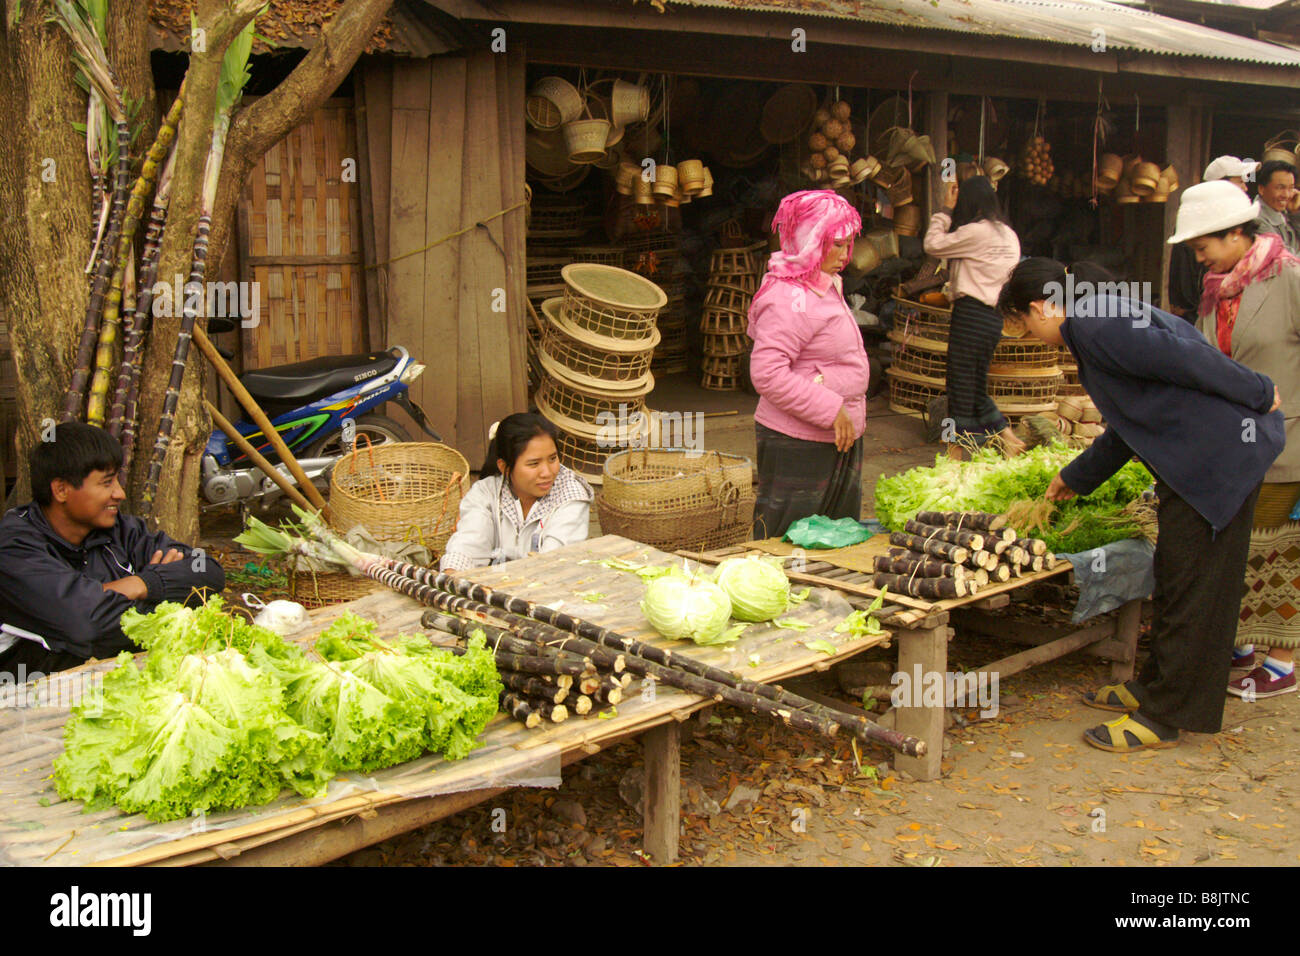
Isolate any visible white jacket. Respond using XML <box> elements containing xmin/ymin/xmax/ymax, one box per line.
<box><xmin>439</xmin><ymin>467</ymin><xmax>593</xmax><ymax>572</ymax></box>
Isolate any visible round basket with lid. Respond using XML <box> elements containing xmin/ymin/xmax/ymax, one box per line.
<box><xmin>560</xmin><ymin>263</ymin><xmax>666</xmax><ymax>341</ymax></box>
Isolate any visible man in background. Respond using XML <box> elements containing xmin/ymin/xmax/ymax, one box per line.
<box><xmin>1254</xmin><ymin>159</ymin><xmax>1299</xmax><ymax>255</ymax></box>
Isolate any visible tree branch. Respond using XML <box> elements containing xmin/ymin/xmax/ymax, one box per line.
<box><xmin>205</xmin><ymin>0</ymin><xmax>394</xmax><ymax>273</ymax></box>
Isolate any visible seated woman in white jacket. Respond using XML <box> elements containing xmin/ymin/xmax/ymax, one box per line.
<box><xmin>439</xmin><ymin>413</ymin><xmax>594</xmax><ymax>572</ymax></box>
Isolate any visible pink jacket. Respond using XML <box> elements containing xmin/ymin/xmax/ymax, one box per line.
<box><xmin>747</xmin><ymin>274</ymin><xmax>871</xmax><ymax>444</ymax></box>
<box><xmin>923</xmin><ymin>212</ymin><xmax>1021</xmax><ymax>307</ymax></box>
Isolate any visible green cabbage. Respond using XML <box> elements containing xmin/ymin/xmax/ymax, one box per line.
<box><xmin>713</xmin><ymin>556</ymin><xmax>791</xmax><ymax>622</ymax></box>
<box><xmin>641</xmin><ymin>571</ymin><xmax>735</xmax><ymax>644</ymax></box>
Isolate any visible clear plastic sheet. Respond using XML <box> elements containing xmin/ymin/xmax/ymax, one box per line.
<box><xmin>0</xmin><ymin>657</ymin><xmax>561</xmax><ymax>867</ymax></box>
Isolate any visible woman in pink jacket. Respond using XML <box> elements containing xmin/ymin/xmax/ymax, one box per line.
<box><xmin>748</xmin><ymin>190</ymin><xmax>870</xmax><ymax>539</ymax></box>
<box><xmin>923</xmin><ymin>176</ymin><xmax>1023</xmax><ymax>458</ymax></box>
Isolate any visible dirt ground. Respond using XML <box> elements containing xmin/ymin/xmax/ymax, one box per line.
<box><xmin>204</xmin><ymin>384</ymin><xmax>1300</xmax><ymax>868</ymax></box>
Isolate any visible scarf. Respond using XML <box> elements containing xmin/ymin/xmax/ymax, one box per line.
<box><xmin>755</xmin><ymin>190</ymin><xmax>862</xmax><ymax>302</ymax></box>
<box><xmin>1201</xmin><ymin>233</ymin><xmax>1300</xmax><ymax>355</ymax></box>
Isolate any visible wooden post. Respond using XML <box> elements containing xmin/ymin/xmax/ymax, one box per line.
<box><xmin>1111</xmin><ymin>598</ymin><xmax>1143</xmax><ymax>683</ymax></box>
<box><xmin>893</xmin><ymin>623</ymin><xmax>948</xmax><ymax>781</ymax></box>
<box><xmin>926</xmin><ymin>91</ymin><xmax>949</xmax><ymax>219</ymax></box>
<box><xmin>642</xmin><ymin>721</ymin><xmax>680</xmax><ymax>863</ymax></box>
<box><xmin>1163</xmin><ymin>102</ymin><xmax>1194</xmax><ymax>310</ymax></box>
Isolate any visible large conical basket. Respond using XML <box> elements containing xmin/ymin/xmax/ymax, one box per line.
<box><xmin>329</xmin><ymin>441</ymin><xmax>471</xmax><ymax>555</ymax></box>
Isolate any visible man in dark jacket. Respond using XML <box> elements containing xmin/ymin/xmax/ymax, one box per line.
<box><xmin>0</xmin><ymin>423</ymin><xmax>226</xmax><ymax>680</ymax></box>
<box><xmin>999</xmin><ymin>260</ymin><xmax>1283</xmax><ymax>754</ymax></box>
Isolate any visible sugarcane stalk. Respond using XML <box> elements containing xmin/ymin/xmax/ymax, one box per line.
<box><xmin>500</xmin><ymin>692</ymin><xmax>542</xmax><ymax>729</ymax></box>
<box><xmin>503</xmin><ymin>692</ymin><xmax>567</xmax><ymax>724</ymax></box>
<box><xmin>872</xmin><ymin>571</ymin><xmax>966</xmax><ymax>600</ymax></box>
<box><xmin>915</xmin><ymin>510</ymin><xmax>1007</xmax><ymax>532</ymax></box>
<box><xmin>588</xmin><ymin>683</ymin><xmax>623</xmax><ymax>706</ymax></box>
<box><xmin>492</xmin><ymin>651</ymin><xmax>590</xmax><ymax>681</ymax></box>
<box><xmin>396</xmin><ymin>557</ymin><xmax>897</xmax><ymax>739</ymax></box>
<box><xmin>874</xmin><ymin>554</ymin><xmax>966</xmax><ymax>580</ymax></box>
<box><xmin>88</xmin><ymin>84</ymin><xmax>187</xmax><ymax>428</ymax></box>
<box><xmin>113</xmin><ymin>147</ymin><xmax>176</xmax><ymax>446</ymax></box>
<box><xmin>563</xmin><ymin>693</ymin><xmax>593</xmax><ymax>716</ymax></box>
<box><xmin>903</xmin><ymin>520</ymin><xmax>984</xmax><ymax>552</ymax></box>
<box><xmin>1014</xmin><ymin>537</ymin><xmax>1048</xmax><ymax>556</ymax></box>
<box><xmin>499</xmin><ymin>670</ymin><xmax>567</xmax><ymax>705</ymax></box>
<box><xmin>889</xmin><ymin>532</ymin><xmax>967</xmax><ymax>564</ymax></box>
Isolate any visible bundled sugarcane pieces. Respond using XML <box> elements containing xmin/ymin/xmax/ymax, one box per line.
<box><xmin>872</xmin><ymin>571</ymin><xmax>968</xmax><ymax>600</ymax></box>
<box><xmin>502</xmin><ymin>692</ymin><xmax>545</xmax><ymax>729</ymax></box>
<box><xmin>564</xmin><ymin>693</ymin><xmax>593</xmax><ymax>716</ymax></box>
<box><xmin>902</xmin><ymin>520</ymin><xmax>986</xmax><ymax>552</ymax></box>
<box><xmin>500</xmin><ymin>670</ymin><xmax>569</xmax><ymax>704</ymax></box>
<box><xmin>1014</xmin><ymin>537</ymin><xmax>1048</xmax><ymax>556</ymax></box>
<box><xmin>915</xmin><ymin>510</ymin><xmax>1007</xmax><ymax>532</ymax></box>
<box><xmin>874</xmin><ymin>554</ymin><xmax>968</xmax><ymax>580</ymax></box>
<box><xmin>889</xmin><ymin>531</ymin><xmax>967</xmax><ymax>564</ymax></box>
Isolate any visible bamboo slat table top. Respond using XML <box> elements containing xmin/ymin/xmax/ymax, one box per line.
<box><xmin>686</xmin><ymin>535</ymin><xmax>1073</xmax><ymax>628</ymax></box>
<box><xmin>0</xmin><ymin>535</ymin><xmax>888</xmax><ymax>867</ymax></box>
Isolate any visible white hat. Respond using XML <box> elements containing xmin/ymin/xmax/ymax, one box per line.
<box><xmin>1203</xmin><ymin>155</ymin><xmax>1260</xmax><ymax>182</ymax></box>
<box><xmin>1167</xmin><ymin>180</ymin><xmax>1260</xmax><ymax>244</ymax></box>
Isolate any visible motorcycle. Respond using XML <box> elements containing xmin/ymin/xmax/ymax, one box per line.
<box><xmin>201</xmin><ymin>323</ymin><xmax>441</xmax><ymax>510</ymax></box>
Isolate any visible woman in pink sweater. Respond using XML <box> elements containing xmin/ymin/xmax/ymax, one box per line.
<box><xmin>748</xmin><ymin>190</ymin><xmax>871</xmax><ymax>539</ymax></box>
<box><xmin>923</xmin><ymin>176</ymin><xmax>1023</xmax><ymax>458</ymax></box>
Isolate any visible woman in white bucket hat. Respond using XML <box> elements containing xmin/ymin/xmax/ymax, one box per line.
<box><xmin>1172</xmin><ymin>179</ymin><xmax>1300</xmax><ymax>699</ymax></box>
<box><xmin>1167</xmin><ymin>157</ymin><xmax>1257</xmax><ymax>318</ymax></box>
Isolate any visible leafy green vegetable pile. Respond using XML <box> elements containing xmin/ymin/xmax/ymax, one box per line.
<box><xmin>53</xmin><ymin>599</ymin><xmax>502</xmax><ymax>822</ymax></box>
<box><xmin>874</xmin><ymin>442</ymin><xmax>1154</xmax><ymax>554</ymax></box>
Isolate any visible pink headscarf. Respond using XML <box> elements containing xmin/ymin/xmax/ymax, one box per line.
<box><xmin>757</xmin><ymin>190</ymin><xmax>862</xmax><ymax>299</ymax></box>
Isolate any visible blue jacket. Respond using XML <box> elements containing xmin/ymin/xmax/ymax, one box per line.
<box><xmin>1059</xmin><ymin>293</ymin><xmax>1284</xmax><ymax>533</ymax></box>
<box><xmin>0</xmin><ymin>503</ymin><xmax>226</xmax><ymax>659</ymax></box>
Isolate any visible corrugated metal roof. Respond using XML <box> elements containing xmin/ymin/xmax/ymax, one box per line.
<box><xmin>666</xmin><ymin>0</ymin><xmax>1300</xmax><ymax>64</ymax></box>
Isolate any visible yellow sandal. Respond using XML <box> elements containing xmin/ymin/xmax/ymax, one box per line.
<box><xmin>1084</xmin><ymin>714</ymin><xmax>1179</xmax><ymax>753</ymax></box>
<box><xmin>1083</xmin><ymin>683</ymin><xmax>1140</xmax><ymax>713</ymax></box>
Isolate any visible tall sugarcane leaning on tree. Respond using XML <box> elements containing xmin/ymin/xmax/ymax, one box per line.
<box><xmin>137</xmin><ymin>21</ymin><xmax>256</xmax><ymax>515</ymax></box>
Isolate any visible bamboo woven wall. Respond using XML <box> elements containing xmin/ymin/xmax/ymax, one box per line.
<box><xmin>238</xmin><ymin>98</ymin><xmax>367</xmax><ymax>370</ymax></box>
<box><xmin>359</xmin><ymin>50</ymin><xmax>530</xmax><ymax>468</ymax></box>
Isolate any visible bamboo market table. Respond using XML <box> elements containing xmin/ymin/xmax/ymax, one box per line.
<box><xmin>0</xmin><ymin>535</ymin><xmax>891</xmax><ymax>867</ymax></box>
<box><xmin>683</xmin><ymin>535</ymin><xmax>1144</xmax><ymax>782</ymax></box>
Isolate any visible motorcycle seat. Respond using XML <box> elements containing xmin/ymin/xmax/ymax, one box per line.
<box><xmin>241</xmin><ymin>350</ymin><xmax>400</xmax><ymax>407</ymax></box>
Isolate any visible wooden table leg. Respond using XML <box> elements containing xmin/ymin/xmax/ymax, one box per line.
<box><xmin>893</xmin><ymin>624</ymin><xmax>948</xmax><ymax>782</ymax></box>
<box><xmin>1111</xmin><ymin>599</ymin><xmax>1143</xmax><ymax>683</ymax></box>
<box><xmin>643</xmin><ymin>721</ymin><xmax>680</xmax><ymax>863</ymax></box>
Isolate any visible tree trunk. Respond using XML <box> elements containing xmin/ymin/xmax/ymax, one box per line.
<box><xmin>0</xmin><ymin>6</ymin><xmax>94</xmax><ymax>508</ymax></box>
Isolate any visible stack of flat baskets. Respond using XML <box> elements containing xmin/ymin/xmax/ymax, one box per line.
<box><xmin>886</xmin><ymin>294</ymin><xmax>1063</xmax><ymax>423</ymax></box>
<box><xmin>701</xmin><ymin>241</ymin><xmax>765</xmax><ymax>390</ymax></box>
<box><xmin>536</xmin><ymin>263</ymin><xmax>666</xmax><ymax>480</ymax></box>
<box><xmin>626</xmin><ymin>231</ymin><xmax>688</xmax><ymax>375</ymax></box>
<box><xmin>597</xmin><ymin>449</ymin><xmax>755</xmax><ymax>552</ymax></box>
<box><xmin>1057</xmin><ymin>346</ymin><xmax>1085</xmax><ymax>397</ymax></box>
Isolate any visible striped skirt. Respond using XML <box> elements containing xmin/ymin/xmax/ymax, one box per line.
<box><xmin>944</xmin><ymin>295</ymin><xmax>1008</xmax><ymax>440</ymax></box>
<box><xmin>1236</xmin><ymin>481</ymin><xmax>1300</xmax><ymax>650</ymax></box>
<box><xmin>752</xmin><ymin>423</ymin><xmax>863</xmax><ymax>540</ymax></box>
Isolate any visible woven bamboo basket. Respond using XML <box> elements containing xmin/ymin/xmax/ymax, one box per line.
<box><xmin>528</xmin><ymin>201</ymin><xmax>588</xmax><ymax>240</ymax></box>
<box><xmin>702</xmin><ymin>332</ymin><xmax>749</xmax><ymax>357</ymax></box>
<box><xmin>597</xmin><ymin>497</ymin><xmax>753</xmax><ymax>552</ymax></box>
<box><xmin>893</xmin><ymin>204</ymin><xmax>922</xmax><ymax>236</ymax></box>
<box><xmin>602</xmin><ymin>447</ymin><xmax>751</xmax><ymax>510</ymax></box>
<box><xmin>710</xmin><ymin>247</ymin><xmax>757</xmax><ymax>275</ymax></box>
<box><xmin>536</xmin><ymin>372</ymin><xmax>653</xmax><ymax>427</ymax></box>
<box><xmin>701</xmin><ymin>309</ymin><xmax>749</xmax><ymax>335</ymax></box>
<box><xmin>987</xmin><ymin>370</ymin><xmax>1064</xmax><ymax>403</ymax></box>
<box><xmin>702</xmin><ymin>373</ymin><xmax>739</xmax><ymax>391</ymax></box>
<box><xmin>656</xmin><ymin>325</ymin><xmax>688</xmax><ymax>351</ymax></box>
<box><xmin>566</xmin><ymin>245</ymin><xmax>626</xmax><ymax>267</ymax></box>
<box><xmin>886</xmin><ymin>366</ymin><xmax>946</xmax><ymax>418</ymax></box>
<box><xmin>703</xmin><ymin>285</ymin><xmax>753</xmax><ymax>314</ymax></box>
<box><xmin>551</xmin><ymin>425</ymin><xmax>609</xmax><ymax>478</ymax></box>
<box><xmin>702</xmin><ymin>354</ymin><xmax>743</xmax><ymax>377</ymax></box>
<box><xmin>526</xmin><ymin>256</ymin><xmax>569</xmax><ymax>287</ymax></box>
<box><xmin>288</xmin><ymin>569</ymin><xmax>383</xmax><ymax>610</ymax></box>
<box><xmin>539</xmin><ymin>299</ymin><xmax>660</xmax><ymax>389</ymax></box>
<box><xmin>561</xmin><ymin>263</ymin><xmax>666</xmax><ymax>341</ymax></box>
<box><xmin>893</xmin><ymin>295</ymin><xmax>952</xmax><ymax>339</ymax></box>
<box><xmin>527</xmin><ymin>76</ymin><xmax>584</xmax><ymax>131</ymax></box>
<box><xmin>709</xmin><ymin>273</ymin><xmax>758</xmax><ymax>295</ymax></box>
<box><xmin>990</xmin><ymin>339</ymin><xmax>1062</xmax><ymax>370</ymax></box>
<box><xmin>889</xmin><ymin>338</ymin><xmax>949</xmax><ymax>379</ymax></box>
<box><xmin>541</xmin><ymin>405</ymin><xmax>652</xmax><ymax>479</ymax></box>
<box><xmin>329</xmin><ymin>442</ymin><xmax>471</xmax><ymax>552</ymax></box>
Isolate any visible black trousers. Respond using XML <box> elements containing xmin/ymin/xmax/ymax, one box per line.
<box><xmin>944</xmin><ymin>296</ymin><xmax>1009</xmax><ymax>439</ymax></box>
<box><xmin>0</xmin><ymin>633</ymin><xmax>136</xmax><ymax>683</ymax></box>
<box><xmin>1130</xmin><ymin>479</ymin><xmax>1260</xmax><ymax>733</ymax></box>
